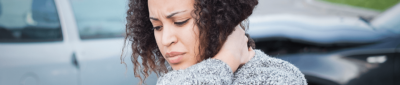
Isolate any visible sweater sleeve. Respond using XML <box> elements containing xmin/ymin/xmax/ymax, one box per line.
<box><xmin>157</xmin><ymin>59</ymin><xmax>233</xmax><ymax>85</ymax></box>
<box><xmin>233</xmin><ymin>50</ymin><xmax>307</xmax><ymax>85</ymax></box>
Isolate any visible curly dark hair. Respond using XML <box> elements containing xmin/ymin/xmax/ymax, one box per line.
<box><xmin>122</xmin><ymin>0</ymin><xmax>258</xmax><ymax>84</ymax></box>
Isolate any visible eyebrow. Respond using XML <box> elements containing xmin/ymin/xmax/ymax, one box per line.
<box><xmin>167</xmin><ymin>10</ymin><xmax>186</xmax><ymax>18</ymax></box>
<box><xmin>149</xmin><ymin>10</ymin><xmax>187</xmax><ymax>21</ymax></box>
<box><xmin>149</xmin><ymin>17</ymin><xmax>159</xmax><ymax>21</ymax></box>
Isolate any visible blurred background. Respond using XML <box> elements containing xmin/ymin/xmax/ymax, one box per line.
<box><xmin>0</xmin><ymin>0</ymin><xmax>399</xmax><ymax>85</ymax></box>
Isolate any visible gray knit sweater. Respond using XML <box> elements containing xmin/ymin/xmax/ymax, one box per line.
<box><xmin>156</xmin><ymin>49</ymin><xmax>307</xmax><ymax>85</ymax></box>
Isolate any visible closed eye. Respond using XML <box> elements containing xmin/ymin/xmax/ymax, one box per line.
<box><xmin>153</xmin><ymin>26</ymin><xmax>163</xmax><ymax>31</ymax></box>
<box><xmin>174</xmin><ymin>19</ymin><xmax>190</xmax><ymax>25</ymax></box>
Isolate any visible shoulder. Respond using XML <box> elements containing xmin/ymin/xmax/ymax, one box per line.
<box><xmin>233</xmin><ymin>49</ymin><xmax>307</xmax><ymax>85</ymax></box>
<box><xmin>157</xmin><ymin>59</ymin><xmax>233</xmax><ymax>85</ymax></box>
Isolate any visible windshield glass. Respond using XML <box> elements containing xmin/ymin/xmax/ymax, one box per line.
<box><xmin>70</xmin><ymin>0</ymin><xmax>127</xmax><ymax>39</ymax></box>
<box><xmin>0</xmin><ymin>0</ymin><xmax>62</xmax><ymax>42</ymax></box>
<box><xmin>371</xmin><ymin>3</ymin><xmax>400</xmax><ymax>34</ymax></box>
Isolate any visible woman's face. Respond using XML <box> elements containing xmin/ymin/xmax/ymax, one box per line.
<box><xmin>148</xmin><ymin>0</ymin><xmax>199</xmax><ymax>70</ymax></box>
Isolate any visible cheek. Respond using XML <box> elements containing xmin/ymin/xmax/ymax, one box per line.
<box><xmin>180</xmin><ymin>24</ymin><xmax>200</xmax><ymax>56</ymax></box>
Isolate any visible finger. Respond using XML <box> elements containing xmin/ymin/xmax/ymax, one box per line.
<box><xmin>248</xmin><ymin>47</ymin><xmax>253</xmax><ymax>51</ymax></box>
<box><xmin>243</xmin><ymin>35</ymin><xmax>248</xmax><ymax>50</ymax></box>
<box><xmin>248</xmin><ymin>47</ymin><xmax>255</xmax><ymax>60</ymax></box>
<box><xmin>241</xmin><ymin>38</ymin><xmax>249</xmax><ymax>62</ymax></box>
<box><xmin>235</xmin><ymin>26</ymin><xmax>245</xmax><ymax>34</ymax></box>
<box><xmin>244</xmin><ymin>35</ymin><xmax>248</xmax><ymax>43</ymax></box>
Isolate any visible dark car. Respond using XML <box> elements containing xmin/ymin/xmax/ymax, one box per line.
<box><xmin>248</xmin><ymin>3</ymin><xmax>400</xmax><ymax>85</ymax></box>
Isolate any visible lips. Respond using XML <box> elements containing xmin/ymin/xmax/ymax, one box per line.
<box><xmin>166</xmin><ymin>52</ymin><xmax>185</xmax><ymax>64</ymax></box>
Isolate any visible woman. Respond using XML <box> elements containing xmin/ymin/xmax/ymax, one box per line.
<box><xmin>123</xmin><ymin>0</ymin><xmax>306</xmax><ymax>84</ymax></box>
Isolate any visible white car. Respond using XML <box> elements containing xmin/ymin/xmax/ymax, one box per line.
<box><xmin>0</xmin><ymin>0</ymin><xmax>157</xmax><ymax>85</ymax></box>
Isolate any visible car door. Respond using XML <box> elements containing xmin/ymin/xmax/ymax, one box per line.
<box><xmin>0</xmin><ymin>0</ymin><xmax>79</xmax><ymax>85</ymax></box>
<box><xmin>68</xmin><ymin>0</ymin><xmax>157</xmax><ymax>84</ymax></box>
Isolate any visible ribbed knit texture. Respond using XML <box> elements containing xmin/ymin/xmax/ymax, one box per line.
<box><xmin>156</xmin><ymin>49</ymin><xmax>307</xmax><ymax>85</ymax></box>
<box><xmin>157</xmin><ymin>59</ymin><xmax>233</xmax><ymax>85</ymax></box>
<box><xmin>233</xmin><ymin>50</ymin><xmax>307</xmax><ymax>85</ymax></box>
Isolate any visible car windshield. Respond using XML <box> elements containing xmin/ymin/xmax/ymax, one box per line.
<box><xmin>371</xmin><ymin>3</ymin><xmax>400</xmax><ymax>34</ymax></box>
<box><xmin>0</xmin><ymin>0</ymin><xmax>62</xmax><ymax>42</ymax></box>
<box><xmin>70</xmin><ymin>0</ymin><xmax>127</xmax><ymax>39</ymax></box>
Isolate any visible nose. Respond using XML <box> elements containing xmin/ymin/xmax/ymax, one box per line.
<box><xmin>161</xmin><ymin>24</ymin><xmax>177</xmax><ymax>47</ymax></box>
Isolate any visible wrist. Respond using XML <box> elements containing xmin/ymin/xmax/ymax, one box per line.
<box><xmin>213</xmin><ymin>51</ymin><xmax>241</xmax><ymax>72</ymax></box>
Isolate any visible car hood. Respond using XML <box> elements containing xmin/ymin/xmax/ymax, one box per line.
<box><xmin>247</xmin><ymin>14</ymin><xmax>394</xmax><ymax>44</ymax></box>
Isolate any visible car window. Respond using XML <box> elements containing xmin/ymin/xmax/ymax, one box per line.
<box><xmin>0</xmin><ymin>0</ymin><xmax>62</xmax><ymax>42</ymax></box>
<box><xmin>70</xmin><ymin>0</ymin><xmax>127</xmax><ymax>39</ymax></box>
